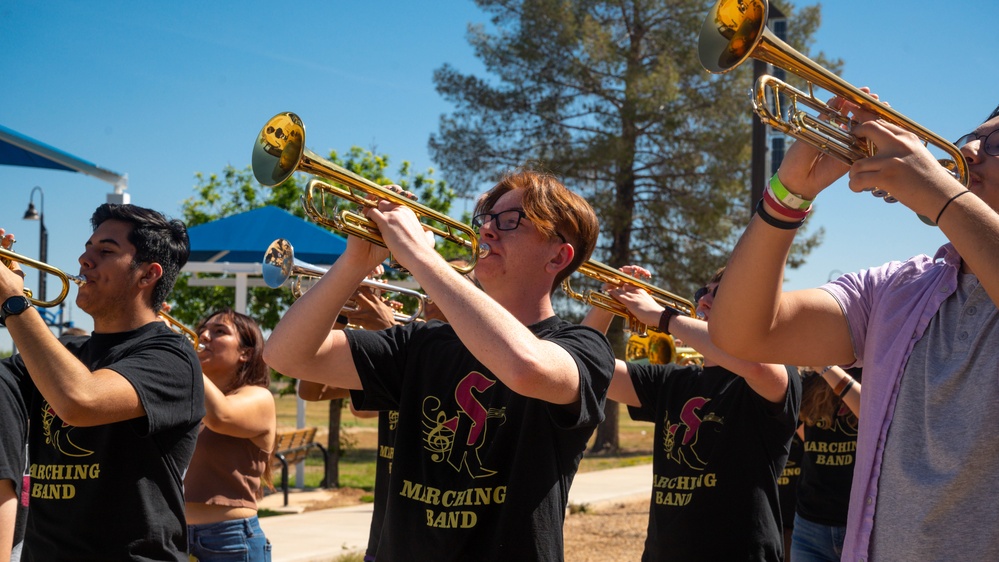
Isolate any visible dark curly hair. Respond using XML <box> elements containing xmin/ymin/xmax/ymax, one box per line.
<box><xmin>90</xmin><ymin>204</ymin><xmax>189</xmax><ymax>312</ymax></box>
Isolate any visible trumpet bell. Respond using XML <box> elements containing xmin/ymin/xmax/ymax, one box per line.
<box><xmin>262</xmin><ymin>238</ymin><xmax>296</xmax><ymax>289</ymax></box>
<box><xmin>626</xmin><ymin>332</ymin><xmax>703</xmax><ymax>367</ymax></box>
<box><xmin>252</xmin><ymin>112</ymin><xmax>307</xmax><ymax>188</ymax></box>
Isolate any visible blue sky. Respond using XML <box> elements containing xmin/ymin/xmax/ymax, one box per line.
<box><xmin>1</xmin><ymin>0</ymin><xmax>996</xmax><ymax>345</ymax></box>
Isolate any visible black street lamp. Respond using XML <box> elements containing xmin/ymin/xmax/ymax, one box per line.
<box><xmin>23</xmin><ymin>186</ymin><xmax>47</xmax><ymax>307</ymax></box>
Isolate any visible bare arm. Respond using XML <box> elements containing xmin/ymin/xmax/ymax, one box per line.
<box><xmin>709</xmin><ymin>218</ymin><xmax>856</xmax><ymax>367</ymax></box>
<box><xmin>607</xmin><ymin>284</ymin><xmax>790</xmax><ymax>403</ymax></box>
<box><xmin>0</xmin><ymin>479</ymin><xmax>14</xmax><ymax>561</ymax></box>
<box><xmin>5</xmin><ymin>309</ymin><xmax>145</xmax><ymax>426</ymax></box>
<box><xmin>606</xmin><ymin>359</ymin><xmax>640</xmax><ymax>407</ymax></box>
<box><xmin>349</xmin><ymin>401</ymin><xmax>379</xmax><ymax>419</ymax></box>
<box><xmin>297</xmin><ymin>381</ymin><xmax>350</xmax><ymax>402</ymax></box>
<box><xmin>810</xmin><ymin>365</ymin><xmax>861</xmax><ymax>416</ymax></box>
<box><xmin>263</xmin><ymin>235</ymin><xmax>388</xmax><ymax>391</ymax></box>
<box><xmin>202</xmin><ymin>376</ymin><xmax>276</xmax><ymax>446</ymax></box>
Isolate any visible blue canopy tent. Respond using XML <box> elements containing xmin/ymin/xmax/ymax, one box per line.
<box><xmin>0</xmin><ymin>124</ymin><xmax>129</xmax><ymax>203</ymax></box>
<box><xmin>184</xmin><ymin>206</ymin><xmax>347</xmax><ymax>312</ymax></box>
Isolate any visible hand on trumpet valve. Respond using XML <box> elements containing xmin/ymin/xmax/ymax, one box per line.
<box><xmin>343</xmin><ymin>286</ymin><xmax>397</xmax><ymax>330</ymax></box>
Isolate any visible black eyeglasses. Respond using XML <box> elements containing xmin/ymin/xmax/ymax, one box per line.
<box><xmin>472</xmin><ymin>209</ymin><xmax>528</xmax><ymax>231</ymax></box>
<box><xmin>694</xmin><ymin>284</ymin><xmax>719</xmax><ymax>303</ymax></box>
<box><xmin>955</xmin><ymin>129</ymin><xmax>999</xmax><ymax>156</ymax></box>
<box><xmin>471</xmin><ymin>208</ymin><xmax>567</xmax><ymax>242</ymax></box>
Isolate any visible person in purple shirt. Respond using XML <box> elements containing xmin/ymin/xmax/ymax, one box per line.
<box><xmin>709</xmin><ymin>98</ymin><xmax>999</xmax><ymax>562</ymax></box>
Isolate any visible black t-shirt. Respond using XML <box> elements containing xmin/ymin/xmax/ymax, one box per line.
<box><xmin>778</xmin><ymin>433</ymin><xmax>804</xmax><ymax>530</ymax></box>
<box><xmin>7</xmin><ymin>322</ymin><xmax>204</xmax><ymax>561</ymax></box>
<box><xmin>347</xmin><ymin>316</ymin><xmax>614</xmax><ymax>561</ymax></box>
<box><xmin>796</xmin><ymin>371</ymin><xmax>860</xmax><ymax>527</ymax></box>
<box><xmin>0</xmin><ymin>362</ymin><xmax>28</xmax><ymax>552</ymax></box>
<box><xmin>365</xmin><ymin>409</ymin><xmax>398</xmax><ymax>559</ymax></box>
<box><xmin>0</xmin><ymin>364</ymin><xmax>27</xmax><ymax>496</ymax></box>
<box><xmin>627</xmin><ymin>363</ymin><xmax>801</xmax><ymax>562</ymax></box>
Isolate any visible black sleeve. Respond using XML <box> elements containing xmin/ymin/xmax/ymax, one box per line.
<box><xmin>0</xmin><ymin>362</ymin><xmax>27</xmax><ymax>495</ymax></box>
<box><xmin>346</xmin><ymin>323</ymin><xmax>424</xmax><ymax>411</ymax></box>
<box><xmin>626</xmin><ymin>361</ymin><xmax>685</xmax><ymax>423</ymax></box>
<box><xmin>105</xmin><ymin>332</ymin><xmax>204</xmax><ymax>435</ymax></box>
<box><xmin>544</xmin><ymin>324</ymin><xmax>615</xmax><ymax>430</ymax></box>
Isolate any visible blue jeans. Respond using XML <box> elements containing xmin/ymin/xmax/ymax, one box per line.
<box><xmin>188</xmin><ymin>516</ymin><xmax>271</xmax><ymax>562</ymax></box>
<box><xmin>789</xmin><ymin>513</ymin><xmax>846</xmax><ymax>562</ymax></box>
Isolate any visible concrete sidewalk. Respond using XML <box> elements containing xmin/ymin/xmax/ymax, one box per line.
<box><xmin>259</xmin><ymin>463</ymin><xmax>652</xmax><ymax>562</ymax></box>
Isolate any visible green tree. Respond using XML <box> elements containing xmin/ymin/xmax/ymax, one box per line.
<box><xmin>430</xmin><ymin>0</ymin><xmax>830</xmax><ymax>452</ymax></box>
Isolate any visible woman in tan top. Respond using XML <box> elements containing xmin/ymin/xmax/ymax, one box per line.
<box><xmin>185</xmin><ymin>309</ymin><xmax>276</xmax><ymax>561</ymax></box>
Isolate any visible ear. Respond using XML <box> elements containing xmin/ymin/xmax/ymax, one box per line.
<box><xmin>546</xmin><ymin>242</ymin><xmax>575</xmax><ymax>276</ymax></box>
<box><xmin>137</xmin><ymin>262</ymin><xmax>164</xmax><ymax>290</ymax></box>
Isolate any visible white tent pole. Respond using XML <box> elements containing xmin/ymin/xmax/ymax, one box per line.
<box><xmin>235</xmin><ymin>273</ymin><xmax>248</xmax><ymax>314</ymax></box>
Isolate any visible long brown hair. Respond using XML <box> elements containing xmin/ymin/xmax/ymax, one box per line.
<box><xmin>799</xmin><ymin>367</ymin><xmax>860</xmax><ymax>427</ymax></box>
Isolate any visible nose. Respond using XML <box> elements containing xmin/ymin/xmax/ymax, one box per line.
<box><xmin>960</xmin><ymin>139</ymin><xmax>983</xmax><ymax>166</ymax></box>
<box><xmin>478</xmin><ymin>218</ymin><xmax>499</xmax><ymax>240</ymax></box>
<box><xmin>78</xmin><ymin>250</ymin><xmax>94</xmax><ymax>270</ymax></box>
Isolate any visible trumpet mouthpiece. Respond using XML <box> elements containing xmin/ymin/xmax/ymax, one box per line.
<box><xmin>478</xmin><ymin>243</ymin><xmax>491</xmax><ymax>258</ymax></box>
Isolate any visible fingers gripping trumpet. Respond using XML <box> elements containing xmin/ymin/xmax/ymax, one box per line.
<box><xmin>0</xmin><ymin>246</ymin><xmax>87</xmax><ymax>308</ymax></box>
<box><xmin>561</xmin><ymin>260</ymin><xmax>696</xmax><ymax>337</ymax></box>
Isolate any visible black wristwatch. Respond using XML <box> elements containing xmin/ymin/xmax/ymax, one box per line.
<box><xmin>0</xmin><ymin>295</ymin><xmax>34</xmax><ymax>326</ymax></box>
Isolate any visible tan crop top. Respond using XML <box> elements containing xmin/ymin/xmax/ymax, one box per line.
<box><xmin>184</xmin><ymin>426</ymin><xmax>270</xmax><ymax>509</ymax></box>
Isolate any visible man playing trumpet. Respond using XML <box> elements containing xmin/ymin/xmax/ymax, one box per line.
<box><xmin>265</xmin><ymin>170</ymin><xmax>615</xmax><ymax>560</ymax></box>
<box><xmin>710</xmin><ymin>100</ymin><xmax>999</xmax><ymax>561</ymax></box>
<box><xmin>0</xmin><ymin>204</ymin><xmax>203</xmax><ymax>560</ymax></box>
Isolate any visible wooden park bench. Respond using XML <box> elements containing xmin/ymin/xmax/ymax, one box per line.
<box><xmin>271</xmin><ymin>426</ymin><xmax>328</xmax><ymax>507</ymax></box>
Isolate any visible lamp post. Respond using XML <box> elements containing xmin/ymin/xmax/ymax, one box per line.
<box><xmin>23</xmin><ymin>186</ymin><xmax>47</xmax><ymax>309</ymax></box>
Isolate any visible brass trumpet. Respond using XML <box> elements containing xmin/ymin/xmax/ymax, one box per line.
<box><xmin>251</xmin><ymin>112</ymin><xmax>486</xmax><ymax>274</ymax></box>
<box><xmin>561</xmin><ymin>260</ymin><xmax>696</xmax><ymax>337</ymax></box>
<box><xmin>698</xmin><ymin>0</ymin><xmax>969</xmax><ymax>208</ymax></box>
<box><xmin>626</xmin><ymin>332</ymin><xmax>704</xmax><ymax>367</ymax></box>
<box><xmin>262</xmin><ymin>238</ymin><xmax>426</xmax><ymax>323</ymax></box>
<box><xmin>158</xmin><ymin>310</ymin><xmax>204</xmax><ymax>352</ymax></box>
<box><xmin>0</xmin><ymin>248</ymin><xmax>87</xmax><ymax>308</ymax></box>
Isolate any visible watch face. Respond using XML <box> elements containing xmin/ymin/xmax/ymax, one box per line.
<box><xmin>4</xmin><ymin>296</ymin><xmax>31</xmax><ymax>315</ymax></box>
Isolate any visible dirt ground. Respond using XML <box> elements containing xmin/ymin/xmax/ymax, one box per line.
<box><xmin>563</xmin><ymin>498</ymin><xmax>648</xmax><ymax>562</ymax></box>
